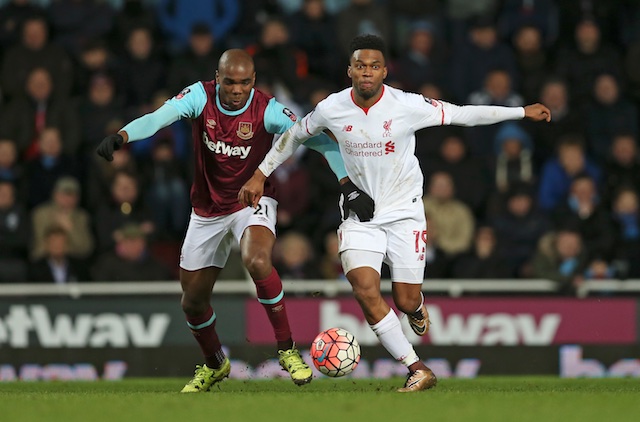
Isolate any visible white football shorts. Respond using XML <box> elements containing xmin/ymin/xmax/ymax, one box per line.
<box><xmin>338</xmin><ymin>196</ymin><xmax>426</xmax><ymax>284</ymax></box>
<box><xmin>180</xmin><ymin>197</ymin><xmax>278</xmax><ymax>271</ymax></box>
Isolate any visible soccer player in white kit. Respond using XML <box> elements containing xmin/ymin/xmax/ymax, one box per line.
<box><xmin>239</xmin><ymin>35</ymin><xmax>551</xmax><ymax>392</ymax></box>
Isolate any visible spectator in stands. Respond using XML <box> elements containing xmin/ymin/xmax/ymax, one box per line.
<box><xmin>423</xmin><ymin>171</ymin><xmax>475</xmax><ymax>257</ymax></box>
<box><xmin>585</xmin><ymin>73</ymin><xmax>638</xmax><ymax>160</ymax></box>
<box><xmin>603</xmin><ymin>133</ymin><xmax>640</xmax><ymax>207</ymax></box>
<box><xmin>538</xmin><ymin>135</ymin><xmax>600</xmax><ymax>211</ymax></box>
<box><xmin>556</xmin><ymin>0</ymin><xmax>618</xmax><ymax>45</ymax></box>
<box><xmin>74</xmin><ymin>40</ymin><xmax>121</xmax><ymax>98</ymax></box>
<box><xmin>525</xmin><ymin>78</ymin><xmax>584</xmax><ymax>167</ymax></box>
<box><xmin>269</xmin><ymin>154</ymin><xmax>311</xmax><ymax>235</ymax></box>
<box><xmin>48</xmin><ymin>0</ymin><xmax>115</xmax><ymax>56</ymax></box>
<box><xmin>120</xmin><ymin>26</ymin><xmax>165</xmax><ymax>110</ymax></box>
<box><xmin>166</xmin><ymin>23</ymin><xmax>222</xmax><ymax>97</ymax></box>
<box><xmin>111</xmin><ymin>0</ymin><xmax>159</xmax><ymax>56</ymax></box>
<box><xmin>389</xmin><ymin>20</ymin><xmax>447</xmax><ymax>93</ymax></box>
<box><xmin>31</xmin><ymin>176</ymin><xmax>93</xmax><ymax>261</ymax></box>
<box><xmin>0</xmin><ymin>139</ymin><xmax>25</xmax><ymax>196</ymax></box>
<box><xmin>551</xmin><ymin>174</ymin><xmax>614</xmax><ymax>260</ymax></box>
<box><xmin>491</xmin><ymin>183</ymin><xmax>550</xmax><ymax>277</ymax></box>
<box><xmin>91</xmin><ymin>222</ymin><xmax>170</xmax><ymax>281</ymax></box>
<box><xmin>77</xmin><ymin>73</ymin><xmax>124</xmax><ymax>157</ymax></box>
<box><xmin>610</xmin><ymin>187</ymin><xmax>640</xmax><ymax>279</ymax></box>
<box><xmin>467</xmin><ymin>69</ymin><xmax>524</xmax><ymax>155</ymax></box>
<box><xmin>583</xmin><ymin>258</ymin><xmax>616</xmax><ymax>281</ymax></box>
<box><xmin>0</xmin><ymin>67</ymin><xmax>80</xmax><ymax>158</ymax></box>
<box><xmin>274</xmin><ymin>231</ymin><xmax>322</xmax><ymax>280</ymax></box>
<box><xmin>423</xmin><ymin>134</ymin><xmax>490</xmax><ymax>217</ymax></box>
<box><xmin>556</xmin><ymin>18</ymin><xmax>622</xmax><ymax>107</ymax></box>
<box><xmin>452</xmin><ymin>226</ymin><xmax>511</xmax><ymax>279</ymax></box>
<box><xmin>25</xmin><ymin>127</ymin><xmax>78</xmax><ymax>208</ymax></box>
<box><xmin>626</xmin><ymin>38</ymin><xmax>640</xmax><ymax>103</ymax></box>
<box><xmin>0</xmin><ymin>180</ymin><xmax>29</xmax><ymax>282</ymax></box>
<box><xmin>140</xmin><ymin>137</ymin><xmax>190</xmax><ymax>240</ymax></box>
<box><xmin>86</xmin><ymin>146</ymin><xmax>137</xmax><ymax>213</ymax></box>
<box><xmin>0</xmin><ymin>15</ymin><xmax>73</xmax><ymax>101</ymax></box>
<box><xmin>468</xmin><ymin>68</ymin><xmax>524</xmax><ymax>107</ymax></box>
<box><xmin>451</xmin><ymin>16</ymin><xmax>518</xmax><ymax>103</ymax></box>
<box><xmin>497</xmin><ymin>0</ymin><xmax>558</xmax><ymax>45</ymax></box>
<box><xmin>336</xmin><ymin>0</ymin><xmax>391</xmax><ymax>58</ymax></box>
<box><xmin>156</xmin><ymin>0</ymin><xmax>238</xmax><ymax>52</ymax></box>
<box><xmin>249</xmin><ymin>18</ymin><xmax>307</xmax><ymax>105</ymax></box>
<box><xmin>0</xmin><ymin>0</ymin><xmax>45</xmax><ymax>55</ymax></box>
<box><xmin>319</xmin><ymin>231</ymin><xmax>345</xmax><ymax>280</ymax></box>
<box><xmin>511</xmin><ymin>24</ymin><xmax>551</xmax><ymax>103</ymax></box>
<box><xmin>414</xmin><ymin>85</ymin><xmax>459</xmax><ymax>162</ymax></box>
<box><xmin>302</xmin><ymin>147</ymin><xmax>343</xmax><ymax>252</ymax></box>
<box><xmin>28</xmin><ymin>225</ymin><xmax>89</xmax><ymax>283</ymax></box>
<box><xmin>423</xmin><ymin>215</ymin><xmax>451</xmax><ymax>279</ymax></box>
<box><xmin>492</xmin><ymin>122</ymin><xmax>534</xmax><ymax>196</ymax></box>
<box><xmin>532</xmin><ymin>229</ymin><xmax>588</xmax><ymax>294</ymax></box>
<box><xmin>95</xmin><ymin>170</ymin><xmax>153</xmax><ymax>252</ymax></box>
<box><xmin>288</xmin><ymin>0</ymin><xmax>340</xmax><ymax>84</ymax></box>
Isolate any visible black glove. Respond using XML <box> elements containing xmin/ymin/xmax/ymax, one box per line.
<box><xmin>96</xmin><ymin>133</ymin><xmax>125</xmax><ymax>161</ymax></box>
<box><xmin>340</xmin><ymin>180</ymin><xmax>374</xmax><ymax>222</ymax></box>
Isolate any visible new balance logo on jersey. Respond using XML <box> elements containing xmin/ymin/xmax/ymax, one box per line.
<box><xmin>202</xmin><ymin>132</ymin><xmax>251</xmax><ymax>159</ymax></box>
<box><xmin>342</xmin><ymin>125</ymin><xmax>353</xmax><ymax>132</ymax></box>
<box><xmin>385</xmin><ymin>141</ymin><xmax>395</xmax><ymax>154</ymax></box>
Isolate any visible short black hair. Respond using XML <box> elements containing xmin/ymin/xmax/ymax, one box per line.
<box><xmin>349</xmin><ymin>34</ymin><xmax>387</xmax><ymax>58</ymax></box>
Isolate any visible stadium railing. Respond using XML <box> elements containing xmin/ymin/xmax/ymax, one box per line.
<box><xmin>1</xmin><ymin>279</ymin><xmax>639</xmax><ymax>298</ymax></box>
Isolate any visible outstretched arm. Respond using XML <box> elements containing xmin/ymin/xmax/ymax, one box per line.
<box><xmin>96</xmin><ymin>104</ymin><xmax>182</xmax><ymax>161</ymax></box>
<box><xmin>448</xmin><ymin>103</ymin><xmax>550</xmax><ymax>127</ymax></box>
<box><xmin>97</xmin><ymin>82</ymin><xmax>206</xmax><ymax>161</ymax></box>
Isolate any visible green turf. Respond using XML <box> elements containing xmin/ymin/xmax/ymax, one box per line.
<box><xmin>1</xmin><ymin>377</ymin><xmax>639</xmax><ymax>422</ymax></box>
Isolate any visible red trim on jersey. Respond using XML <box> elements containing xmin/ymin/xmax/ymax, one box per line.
<box><xmin>350</xmin><ymin>85</ymin><xmax>385</xmax><ymax>115</ymax></box>
<box><xmin>436</xmin><ymin>100</ymin><xmax>445</xmax><ymax>125</ymax></box>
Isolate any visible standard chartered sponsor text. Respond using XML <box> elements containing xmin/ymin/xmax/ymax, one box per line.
<box><xmin>344</xmin><ymin>140</ymin><xmax>384</xmax><ymax>156</ymax></box>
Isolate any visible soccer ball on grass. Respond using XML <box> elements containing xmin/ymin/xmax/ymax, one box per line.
<box><xmin>310</xmin><ymin>327</ymin><xmax>360</xmax><ymax>377</ymax></box>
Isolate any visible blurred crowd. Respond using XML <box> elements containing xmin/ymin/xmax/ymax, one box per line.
<box><xmin>0</xmin><ymin>0</ymin><xmax>639</xmax><ymax>293</ymax></box>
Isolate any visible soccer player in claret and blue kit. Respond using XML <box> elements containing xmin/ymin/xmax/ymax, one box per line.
<box><xmin>97</xmin><ymin>49</ymin><xmax>373</xmax><ymax>392</ymax></box>
<box><xmin>240</xmin><ymin>35</ymin><xmax>551</xmax><ymax>392</ymax></box>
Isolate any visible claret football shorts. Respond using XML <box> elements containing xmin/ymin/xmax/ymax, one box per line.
<box><xmin>180</xmin><ymin>197</ymin><xmax>278</xmax><ymax>271</ymax></box>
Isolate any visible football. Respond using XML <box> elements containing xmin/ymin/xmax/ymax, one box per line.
<box><xmin>310</xmin><ymin>327</ymin><xmax>361</xmax><ymax>377</ymax></box>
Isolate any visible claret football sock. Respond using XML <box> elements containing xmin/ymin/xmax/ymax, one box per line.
<box><xmin>254</xmin><ymin>267</ymin><xmax>292</xmax><ymax>344</ymax></box>
<box><xmin>185</xmin><ymin>306</ymin><xmax>226</xmax><ymax>369</ymax></box>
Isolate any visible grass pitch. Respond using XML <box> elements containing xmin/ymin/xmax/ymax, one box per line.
<box><xmin>1</xmin><ymin>377</ymin><xmax>639</xmax><ymax>422</ymax></box>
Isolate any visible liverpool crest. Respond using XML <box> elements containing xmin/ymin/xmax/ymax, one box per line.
<box><xmin>237</xmin><ymin>122</ymin><xmax>254</xmax><ymax>140</ymax></box>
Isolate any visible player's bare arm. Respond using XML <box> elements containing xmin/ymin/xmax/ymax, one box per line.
<box><xmin>238</xmin><ymin>169</ymin><xmax>267</xmax><ymax>208</ymax></box>
<box><xmin>524</xmin><ymin>103</ymin><xmax>552</xmax><ymax>122</ymax></box>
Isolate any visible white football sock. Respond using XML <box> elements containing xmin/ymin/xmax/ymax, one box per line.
<box><xmin>370</xmin><ymin>308</ymin><xmax>419</xmax><ymax>367</ymax></box>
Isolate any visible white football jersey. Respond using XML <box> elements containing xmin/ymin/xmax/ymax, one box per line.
<box><xmin>258</xmin><ymin>84</ymin><xmax>524</xmax><ymax>219</ymax></box>
<box><xmin>303</xmin><ymin>85</ymin><xmax>451</xmax><ymax>216</ymax></box>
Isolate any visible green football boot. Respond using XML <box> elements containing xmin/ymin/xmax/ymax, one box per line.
<box><xmin>278</xmin><ymin>344</ymin><xmax>313</xmax><ymax>386</ymax></box>
<box><xmin>180</xmin><ymin>359</ymin><xmax>231</xmax><ymax>393</ymax></box>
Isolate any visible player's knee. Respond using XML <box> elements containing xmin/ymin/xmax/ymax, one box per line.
<box><xmin>393</xmin><ymin>289</ymin><xmax>422</xmax><ymax>314</ymax></box>
<box><xmin>180</xmin><ymin>295</ymin><xmax>209</xmax><ymax>316</ymax></box>
<box><xmin>242</xmin><ymin>252</ymin><xmax>271</xmax><ymax>278</ymax></box>
<box><xmin>352</xmin><ymin>283</ymin><xmax>381</xmax><ymax>307</ymax></box>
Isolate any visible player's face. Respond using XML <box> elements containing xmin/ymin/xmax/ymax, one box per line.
<box><xmin>216</xmin><ymin>64</ymin><xmax>256</xmax><ymax>111</ymax></box>
<box><xmin>348</xmin><ymin>49</ymin><xmax>387</xmax><ymax>101</ymax></box>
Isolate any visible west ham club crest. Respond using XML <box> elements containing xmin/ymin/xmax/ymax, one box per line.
<box><xmin>237</xmin><ymin>122</ymin><xmax>254</xmax><ymax>140</ymax></box>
